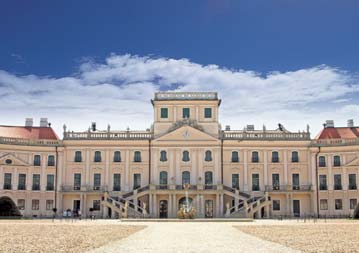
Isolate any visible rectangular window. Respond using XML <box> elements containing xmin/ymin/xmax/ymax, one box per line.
<box><xmin>319</xmin><ymin>156</ymin><xmax>326</xmax><ymax>167</ymax></box>
<box><xmin>272</xmin><ymin>200</ymin><xmax>280</xmax><ymax>211</ymax></box>
<box><xmin>113</xmin><ymin>173</ymin><xmax>121</xmax><ymax>191</ymax></box>
<box><xmin>204</xmin><ymin>108</ymin><xmax>212</xmax><ymax>118</ymax></box>
<box><xmin>4</xmin><ymin>173</ymin><xmax>12</xmax><ymax>190</ymax></box>
<box><xmin>334</xmin><ymin>174</ymin><xmax>342</xmax><ymax>190</ymax></box>
<box><xmin>18</xmin><ymin>174</ymin><xmax>26</xmax><ymax>190</ymax></box>
<box><xmin>350</xmin><ymin>199</ymin><xmax>357</xmax><ymax>210</ymax></box>
<box><xmin>320</xmin><ymin>199</ymin><xmax>328</xmax><ymax>210</ymax></box>
<box><xmin>46</xmin><ymin>200</ymin><xmax>54</xmax><ymax>210</ymax></box>
<box><xmin>292</xmin><ymin>174</ymin><xmax>300</xmax><ymax>190</ymax></box>
<box><xmin>74</xmin><ymin>173</ymin><xmax>81</xmax><ymax>190</ymax></box>
<box><xmin>182</xmin><ymin>108</ymin><xmax>190</xmax><ymax>118</ymax></box>
<box><xmin>252</xmin><ymin>174</ymin><xmax>260</xmax><ymax>191</ymax></box>
<box><xmin>349</xmin><ymin>174</ymin><xmax>357</xmax><ymax>190</ymax></box>
<box><xmin>34</xmin><ymin>155</ymin><xmax>41</xmax><ymax>166</ymax></box>
<box><xmin>17</xmin><ymin>199</ymin><xmax>25</xmax><ymax>210</ymax></box>
<box><xmin>134</xmin><ymin>151</ymin><xmax>142</xmax><ymax>162</ymax></box>
<box><xmin>32</xmin><ymin>174</ymin><xmax>40</xmax><ymax>191</ymax></box>
<box><xmin>46</xmin><ymin>174</ymin><xmax>54</xmax><ymax>191</ymax></box>
<box><xmin>94</xmin><ymin>173</ymin><xmax>101</xmax><ymax>190</ymax></box>
<box><xmin>32</xmin><ymin>199</ymin><xmax>39</xmax><ymax>210</ymax></box>
<box><xmin>75</xmin><ymin>151</ymin><xmax>82</xmax><ymax>162</ymax></box>
<box><xmin>335</xmin><ymin>199</ymin><xmax>343</xmax><ymax>210</ymax></box>
<box><xmin>231</xmin><ymin>151</ymin><xmax>239</xmax><ymax>162</ymax></box>
<box><xmin>47</xmin><ymin>155</ymin><xmax>55</xmax><ymax>166</ymax></box>
<box><xmin>160</xmin><ymin>108</ymin><xmax>168</xmax><ymax>118</ymax></box>
<box><xmin>319</xmin><ymin>175</ymin><xmax>327</xmax><ymax>190</ymax></box>
<box><xmin>272</xmin><ymin>174</ymin><xmax>280</xmax><ymax>190</ymax></box>
<box><xmin>93</xmin><ymin>200</ymin><xmax>101</xmax><ymax>211</ymax></box>
<box><xmin>232</xmin><ymin>174</ymin><xmax>239</xmax><ymax>190</ymax></box>
<box><xmin>252</xmin><ymin>152</ymin><xmax>259</xmax><ymax>163</ymax></box>
<box><xmin>133</xmin><ymin>173</ymin><xmax>141</xmax><ymax>190</ymax></box>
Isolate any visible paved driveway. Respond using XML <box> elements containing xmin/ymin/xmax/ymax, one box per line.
<box><xmin>89</xmin><ymin>222</ymin><xmax>300</xmax><ymax>253</ymax></box>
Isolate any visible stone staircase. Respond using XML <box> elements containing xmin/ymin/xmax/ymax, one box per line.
<box><xmin>102</xmin><ymin>192</ymin><xmax>148</xmax><ymax>218</ymax></box>
<box><xmin>223</xmin><ymin>186</ymin><xmax>271</xmax><ymax>218</ymax></box>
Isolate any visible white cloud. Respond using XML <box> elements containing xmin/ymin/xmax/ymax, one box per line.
<box><xmin>0</xmin><ymin>54</ymin><xmax>358</xmax><ymax>137</ymax></box>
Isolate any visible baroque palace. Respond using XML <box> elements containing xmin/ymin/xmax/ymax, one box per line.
<box><xmin>0</xmin><ymin>92</ymin><xmax>359</xmax><ymax>219</ymax></box>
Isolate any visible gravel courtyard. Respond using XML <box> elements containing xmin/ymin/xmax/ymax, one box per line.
<box><xmin>1</xmin><ymin>219</ymin><xmax>359</xmax><ymax>253</ymax></box>
<box><xmin>0</xmin><ymin>219</ymin><xmax>145</xmax><ymax>253</ymax></box>
<box><xmin>236</xmin><ymin>219</ymin><xmax>359</xmax><ymax>253</ymax></box>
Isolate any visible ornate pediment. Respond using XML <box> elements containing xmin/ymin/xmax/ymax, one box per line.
<box><xmin>0</xmin><ymin>153</ymin><xmax>30</xmax><ymax>167</ymax></box>
<box><xmin>153</xmin><ymin>125</ymin><xmax>219</xmax><ymax>142</ymax></box>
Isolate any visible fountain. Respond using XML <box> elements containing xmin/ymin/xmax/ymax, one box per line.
<box><xmin>177</xmin><ymin>183</ymin><xmax>197</xmax><ymax>219</ymax></box>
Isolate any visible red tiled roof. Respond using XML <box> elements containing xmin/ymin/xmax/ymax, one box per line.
<box><xmin>315</xmin><ymin>127</ymin><xmax>359</xmax><ymax>139</ymax></box>
<box><xmin>0</xmin><ymin>126</ymin><xmax>59</xmax><ymax>140</ymax></box>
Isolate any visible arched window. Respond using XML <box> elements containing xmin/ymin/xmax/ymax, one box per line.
<box><xmin>252</xmin><ymin>151</ymin><xmax>259</xmax><ymax>163</ymax></box>
<box><xmin>272</xmin><ymin>151</ymin><xmax>279</xmax><ymax>163</ymax></box>
<box><xmin>160</xmin><ymin>151</ymin><xmax>167</xmax><ymax>162</ymax></box>
<box><xmin>75</xmin><ymin>151</ymin><xmax>82</xmax><ymax>162</ymax></box>
<box><xmin>182</xmin><ymin>171</ymin><xmax>190</xmax><ymax>185</ymax></box>
<box><xmin>291</xmin><ymin>151</ymin><xmax>299</xmax><ymax>163</ymax></box>
<box><xmin>134</xmin><ymin>151</ymin><xmax>141</xmax><ymax>162</ymax></box>
<box><xmin>182</xmin><ymin>151</ymin><xmax>190</xmax><ymax>162</ymax></box>
<box><xmin>204</xmin><ymin>171</ymin><xmax>213</xmax><ymax>189</ymax></box>
<box><xmin>94</xmin><ymin>151</ymin><xmax>101</xmax><ymax>162</ymax></box>
<box><xmin>319</xmin><ymin>156</ymin><xmax>326</xmax><ymax>167</ymax></box>
<box><xmin>231</xmin><ymin>151</ymin><xmax>239</xmax><ymax>162</ymax></box>
<box><xmin>205</xmin><ymin>150</ymin><xmax>212</xmax><ymax>162</ymax></box>
<box><xmin>114</xmin><ymin>151</ymin><xmax>121</xmax><ymax>162</ymax></box>
<box><xmin>159</xmin><ymin>171</ymin><xmax>168</xmax><ymax>185</ymax></box>
<box><xmin>333</xmin><ymin>155</ymin><xmax>341</xmax><ymax>167</ymax></box>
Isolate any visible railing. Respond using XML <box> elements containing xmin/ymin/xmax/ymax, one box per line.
<box><xmin>0</xmin><ymin>137</ymin><xmax>62</xmax><ymax>146</ymax></box>
<box><xmin>32</xmin><ymin>185</ymin><xmax>40</xmax><ymax>191</ymax></box>
<box><xmin>60</xmin><ymin>185</ymin><xmax>108</xmax><ymax>192</ymax></box>
<box><xmin>64</xmin><ymin>131</ymin><xmax>152</xmax><ymax>140</ymax></box>
<box><xmin>17</xmin><ymin>184</ymin><xmax>26</xmax><ymax>190</ymax></box>
<box><xmin>313</xmin><ymin>138</ymin><xmax>359</xmax><ymax>147</ymax></box>
<box><xmin>46</xmin><ymin>185</ymin><xmax>55</xmax><ymax>191</ymax></box>
<box><xmin>154</xmin><ymin>92</ymin><xmax>218</xmax><ymax>101</ymax></box>
<box><xmin>265</xmin><ymin>185</ymin><xmax>312</xmax><ymax>192</ymax></box>
<box><xmin>175</xmin><ymin>185</ymin><xmax>198</xmax><ymax>190</ymax></box>
<box><xmin>223</xmin><ymin>131</ymin><xmax>310</xmax><ymax>140</ymax></box>
<box><xmin>3</xmin><ymin>184</ymin><xmax>12</xmax><ymax>190</ymax></box>
<box><xmin>223</xmin><ymin>185</ymin><xmax>251</xmax><ymax>198</ymax></box>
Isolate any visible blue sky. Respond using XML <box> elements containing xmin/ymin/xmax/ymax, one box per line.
<box><xmin>0</xmin><ymin>0</ymin><xmax>359</xmax><ymax>136</ymax></box>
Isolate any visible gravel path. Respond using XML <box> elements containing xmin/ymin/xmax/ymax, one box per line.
<box><xmin>89</xmin><ymin>222</ymin><xmax>300</xmax><ymax>253</ymax></box>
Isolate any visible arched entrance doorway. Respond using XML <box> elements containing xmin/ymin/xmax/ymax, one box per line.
<box><xmin>0</xmin><ymin>197</ymin><xmax>21</xmax><ymax>216</ymax></box>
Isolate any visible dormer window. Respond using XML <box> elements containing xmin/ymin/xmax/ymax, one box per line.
<box><xmin>183</xmin><ymin>108</ymin><xmax>190</xmax><ymax>119</ymax></box>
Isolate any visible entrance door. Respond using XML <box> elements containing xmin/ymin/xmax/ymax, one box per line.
<box><xmin>73</xmin><ymin>200</ymin><xmax>80</xmax><ymax>216</ymax></box>
<box><xmin>159</xmin><ymin>200</ymin><xmax>168</xmax><ymax>218</ymax></box>
<box><xmin>293</xmin><ymin>200</ymin><xmax>300</xmax><ymax>217</ymax></box>
<box><xmin>205</xmin><ymin>200</ymin><xmax>214</xmax><ymax>218</ymax></box>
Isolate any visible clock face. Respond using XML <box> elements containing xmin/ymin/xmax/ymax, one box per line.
<box><xmin>5</xmin><ymin>159</ymin><xmax>12</xmax><ymax>165</ymax></box>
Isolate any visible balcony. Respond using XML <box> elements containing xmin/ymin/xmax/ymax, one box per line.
<box><xmin>265</xmin><ymin>185</ymin><xmax>312</xmax><ymax>192</ymax></box>
<box><xmin>349</xmin><ymin>185</ymin><xmax>357</xmax><ymax>190</ymax></box>
<box><xmin>32</xmin><ymin>185</ymin><xmax>41</xmax><ymax>191</ymax></box>
<box><xmin>319</xmin><ymin>185</ymin><xmax>328</xmax><ymax>191</ymax></box>
<box><xmin>46</xmin><ymin>185</ymin><xmax>54</xmax><ymax>191</ymax></box>
<box><xmin>3</xmin><ymin>184</ymin><xmax>12</xmax><ymax>190</ymax></box>
<box><xmin>18</xmin><ymin>184</ymin><xmax>26</xmax><ymax>190</ymax></box>
<box><xmin>60</xmin><ymin>185</ymin><xmax>108</xmax><ymax>192</ymax></box>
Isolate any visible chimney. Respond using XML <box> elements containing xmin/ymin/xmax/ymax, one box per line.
<box><xmin>347</xmin><ymin>119</ymin><xmax>354</xmax><ymax>127</ymax></box>
<box><xmin>40</xmin><ymin>118</ymin><xmax>48</xmax><ymax>127</ymax></box>
<box><xmin>246</xmin><ymin>125</ymin><xmax>255</xmax><ymax>131</ymax></box>
<box><xmin>25</xmin><ymin>118</ymin><xmax>33</xmax><ymax>127</ymax></box>
<box><xmin>325</xmin><ymin>120</ymin><xmax>334</xmax><ymax>128</ymax></box>
<box><xmin>225</xmin><ymin>125</ymin><xmax>231</xmax><ymax>131</ymax></box>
